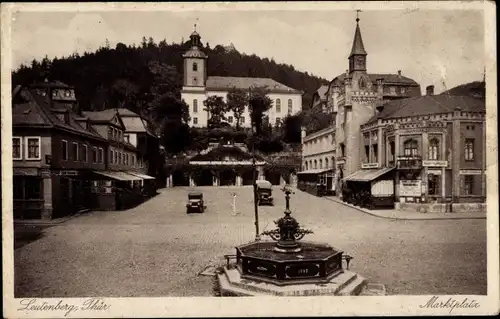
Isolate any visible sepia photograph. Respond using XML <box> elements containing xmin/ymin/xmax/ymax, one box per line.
<box><xmin>2</xmin><ymin>1</ymin><xmax>498</xmax><ymax>317</ymax></box>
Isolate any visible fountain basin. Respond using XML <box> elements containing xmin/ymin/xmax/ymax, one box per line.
<box><xmin>236</xmin><ymin>241</ymin><xmax>344</xmax><ymax>286</ymax></box>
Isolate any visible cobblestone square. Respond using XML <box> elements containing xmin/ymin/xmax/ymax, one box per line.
<box><xmin>14</xmin><ymin>187</ymin><xmax>487</xmax><ymax>297</ymax></box>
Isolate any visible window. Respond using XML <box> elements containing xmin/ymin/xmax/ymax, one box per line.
<box><xmin>228</xmin><ymin>116</ymin><xmax>233</xmax><ymax>123</ymax></box>
<box><xmin>132</xmin><ymin>155</ymin><xmax>136</xmax><ymax>167</ymax></box>
<box><xmin>124</xmin><ymin>134</ymin><xmax>130</xmax><ymax>143</ymax></box>
<box><xmin>192</xmin><ymin>62</ymin><xmax>198</xmax><ymax>71</ymax></box>
<box><xmin>109</xmin><ymin>149</ymin><xmax>113</xmax><ymax>164</ymax></box>
<box><xmin>92</xmin><ymin>147</ymin><xmax>98</xmax><ymax>164</ymax></box>
<box><xmin>464</xmin><ymin>175</ymin><xmax>474</xmax><ymax>195</ymax></box>
<box><xmin>25</xmin><ymin>137</ymin><xmax>41</xmax><ymax>160</ymax></box>
<box><xmin>193</xmin><ymin>77</ymin><xmax>198</xmax><ymax>85</ymax></box>
<box><xmin>82</xmin><ymin>145</ymin><xmax>88</xmax><ymax>162</ymax></box>
<box><xmin>25</xmin><ymin>176</ymin><xmax>42</xmax><ymax>199</ymax></box>
<box><xmin>288</xmin><ymin>99</ymin><xmax>293</xmax><ymax>114</ymax></box>
<box><xmin>240</xmin><ymin>117</ymin><xmax>245</xmax><ymax>124</ymax></box>
<box><xmin>276</xmin><ymin>99</ymin><xmax>281</xmax><ymax>113</ymax></box>
<box><xmin>325</xmin><ymin>158</ymin><xmax>329</xmax><ymax>168</ymax></box>
<box><xmin>389</xmin><ymin>141</ymin><xmax>395</xmax><ymax>163</ymax></box>
<box><xmin>193</xmin><ymin>117</ymin><xmax>198</xmax><ymax>125</ymax></box>
<box><xmin>13</xmin><ymin>137</ymin><xmax>22</xmax><ymax>160</ymax></box>
<box><xmin>113</xmin><ymin>150</ymin><xmax>117</xmax><ymax>164</ymax></box>
<box><xmin>340</xmin><ymin>143</ymin><xmax>345</xmax><ymax>157</ymax></box>
<box><xmin>465</xmin><ymin>139</ymin><xmax>474</xmax><ymax>161</ymax></box>
<box><xmin>401</xmin><ymin>87</ymin><xmax>406</xmax><ymax>94</ymax></box>
<box><xmin>314</xmin><ymin>160</ymin><xmax>317</xmax><ymax>169</ymax></box>
<box><xmin>118</xmin><ymin>152</ymin><xmax>122</xmax><ymax>165</ymax></box>
<box><xmin>125</xmin><ymin>153</ymin><xmax>128</xmax><ymax>166</ymax></box>
<box><xmin>108</xmin><ymin>127</ymin><xmax>113</xmax><ymax>139</ymax></box>
<box><xmin>364</xmin><ymin>145</ymin><xmax>370</xmax><ymax>162</ymax></box>
<box><xmin>98</xmin><ymin>148</ymin><xmax>104</xmax><ymax>163</ymax></box>
<box><xmin>319</xmin><ymin>159</ymin><xmax>323</xmax><ymax>169</ymax></box>
<box><xmin>390</xmin><ymin>86</ymin><xmax>397</xmax><ymax>95</ymax></box>
<box><xmin>72</xmin><ymin>142</ymin><xmax>79</xmax><ymax>161</ymax></box>
<box><xmin>305</xmin><ymin>162</ymin><xmax>308</xmax><ymax>170</ymax></box>
<box><xmin>193</xmin><ymin>99</ymin><xmax>198</xmax><ymax>113</ymax></box>
<box><xmin>428</xmin><ymin>174</ymin><xmax>441</xmax><ymax>195</ymax></box>
<box><xmin>359</xmin><ymin>78</ymin><xmax>366</xmax><ymax>89</ymax></box>
<box><xmin>62</xmin><ymin>140</ymin><xmax>68</xmax><ymax>160</ymax></box>
<box><xmin>403</xmin><ymin>139</ymin><xmax>418</xmax><ymax>156</ymax></box>
<box><xmin>428</xmin><ymin>138</ymin><xmax>439</xmax><ymax>160</ymax></box>
<box><xmin>372</xmin><ymin>144</ymin><xmax>378</xmax><ymax>162</ymax></box>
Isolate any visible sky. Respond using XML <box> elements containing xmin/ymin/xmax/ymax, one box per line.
<box><xmin>9</xmin><ymin>4</ymin><xmax>485</xmax><ymax>94</ymax></box>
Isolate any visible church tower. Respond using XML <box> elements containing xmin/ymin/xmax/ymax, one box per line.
<box><xmin>182</xmin><ymin>28</ymin><xmax>207</xmax><ymax>87</ymax></box>
<box><xmin>348</xmin><ymin>16</ymin><xmax>367</xmax><ymax>74</ymax></box>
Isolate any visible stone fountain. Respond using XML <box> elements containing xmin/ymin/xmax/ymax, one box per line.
<box><xmin>217</xmin><ymin>187</ymin><xmax>386</xmax><ymax>296</ymax></box>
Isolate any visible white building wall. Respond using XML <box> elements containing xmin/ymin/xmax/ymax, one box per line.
<box><xmin>182</xmin><ymin>89</ymin><xmax>303</xmax><ymax>128</ymax></box>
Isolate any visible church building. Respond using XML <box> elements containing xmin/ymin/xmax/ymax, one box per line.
<box><xmin>180</xmin><ymin>29</ymin><xmax>303</xmax><ymax>128</ymax></box>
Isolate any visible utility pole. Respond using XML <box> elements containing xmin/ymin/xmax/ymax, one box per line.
<box><xmin>249</xmin><ymin>86</ymin><xmax>260</xmax><ymax>241</ymax></box>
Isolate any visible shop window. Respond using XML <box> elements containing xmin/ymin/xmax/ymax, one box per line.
<box><xmin>428</xmin><ymin>174</ymin><xmax>441</xmax><ymax>195</ymax></box>
<box><xmin>465</xmin><ymin>138</ymin><xmax>474</xmax><ymax>161</ymax></box>
<box><xmin>464</xmin><ymin>175</ymin><xmax>475</xmax><ymax>195</ymax></box>
<box><xmin>13</xmin><ymin>137</ymin><xmax>22</xmax><ymax>160</ymax></box>
<box><xmin>403</xmin><ymin>139</ymin><xmax>418</xmax><ymax>156</ymax></box>
<box><xmin>428</xmin><ymin>138</ymin><xmax>439</xmax><ymax>160</ymax></box>
<box><xmin>25</xmin><ymin>177</ymin><xmax>42</xmax><ymax>199</ymax></box>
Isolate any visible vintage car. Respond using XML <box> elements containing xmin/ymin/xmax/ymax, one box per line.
<box><xmin>256</xmin><ymin>180</ymin><xmax>274</xmax><ymax>206</ymax></box>
<box><xmin>186</xmin><ymin>192</ymin><xmax>206</xmax><ymax>214</ymax></box>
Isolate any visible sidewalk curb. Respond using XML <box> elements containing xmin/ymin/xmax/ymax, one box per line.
<box><xmin>14</xmin><ymin>209</ymin><xmax>91</xmax><ymax>226</ymax></box>
<box><xmin>322</xmin><ymin>196</ymin><xmax>486</xmax><ymax>221</ymax></box>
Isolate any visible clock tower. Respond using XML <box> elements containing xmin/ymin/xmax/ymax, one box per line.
<box><xmin>348</xmin><ymin>16</ymin><xmax>367</xmax><ymax>74</ymax></box>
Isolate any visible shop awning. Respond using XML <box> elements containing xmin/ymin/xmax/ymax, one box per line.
<box><xmin>93</xmin><ymin>171</ymin><xmax>143</xmax><ymax>181</ymax></box>
<box><xmin>297</xmin><ymin>168</ymin><xmax>334</xmax><ymax>175</ymax></box>
<box><xmin>127</xmin><ymin>172</ymin><xmax>156</xmax><ymax>180</ymax></box>
<box><xmin>343</xmin><ymin>167</ymin><xmax>394</xmax><ymax>182</ymax></box>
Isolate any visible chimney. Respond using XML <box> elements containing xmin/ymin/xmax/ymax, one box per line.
<box><xmin>426</xmin><ymin>85</ymin><xmax>434</xmax><ymax>96</ymax></box>
<box><xmin>397</xmin><ymin>70</ymin><xmax>401</xmax><ymax>77</ymax></box>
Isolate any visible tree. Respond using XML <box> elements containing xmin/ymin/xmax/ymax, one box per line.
<box><xmin>203</xmin><ymin>95</ymin><xmax>227</xmax><ymax>128</ymax></box>
<box><xmin>161</xmin><ymin>120</ymin><xmax>191</xmax><ymax>155</ymax></box>
<box><xmin>282</xmin><ymin>114</ymin><xmax>303</xmax><ymax>144</ymax></box>
<box><xmin>226</xmin><ymin>87</ymin><xmax>247</xmax><ymax>130</ymax></box>
<box><xmin>248</xmin><ymin>86</ymin><xmax>273</xmax><ymax>136</ymax></box>
<box><xmin>149</xmin><ymin>93</ymin><xmax>190</xmax><ymax>124</ymax></box>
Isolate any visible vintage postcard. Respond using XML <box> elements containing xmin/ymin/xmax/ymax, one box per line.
<box><xmin>2</xmin><ymin>1</ymin><xmax>498</xmax><ymax>317</ymax></box>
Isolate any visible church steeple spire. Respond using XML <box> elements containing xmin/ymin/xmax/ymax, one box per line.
<box><xmin>348</xmin><ymin>11</ymin><xmax>367</xmax><ymax>73</ymax></box>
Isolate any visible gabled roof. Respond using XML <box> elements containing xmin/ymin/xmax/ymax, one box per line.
<box><xmin>12</xmin><ymin>86</ymin><xmax>105</xmax><ymax>140</ymax></box>
<box><xmin>113</xmin><ymin>108</ymin><xmax>157</xmax><ymax>137</ymax></box>
<box><xmin>206</xmin><ymin>76</ymin><xmax>301</xmax><ymax>94</ymax></box>
<box><xmin>366</xmin><ymin>94</ymin><xmax>485</xmax><ymax>123</ymax></box>
<box><xmin>190</xmin><ymin>144</ymin><xmax>265</xmax><ymax>162</ymax></box>
<box><xmin>332</xmin><ymin>73</ymin><xmax>420</xmax><ymax>86</ymax></box>
<box><xmin>314</xmin><ymin>85</ymin><xmax>329</xmax><ymax>101</ymax></box>
<box><xmin>82</xmin><ymin>109</ymin><xmax>118</xmax><ymax>122</ymax></box>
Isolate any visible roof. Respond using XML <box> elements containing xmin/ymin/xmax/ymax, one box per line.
<box><xmin>114</xmin><ymin>108</ymin><xmax>157</xmax><ymax>136</ymax></box>
<box><xmin>182</xmin><ymin>46</ymin><xmax>207</xmax><ymax>59</ymax></box>
<box><xmin>82</xmin><ymin>109</ymin><xmax>118</xmax><ymax>122</ymax></box>
<box><xmin>206</xmin><ymin>76</ymin><xmax>301</xmax><ymax>94</ymax></box>
<box><xmin>367</xmin><ymin>94</ymin><xmax>486</xmax><ymax>123</ymax></box>
<box><xmin>314</xmin><ymin>85</ymin><xmax>329</xmax><ymax>100</ymax></box>
<box><xmin>190</xmin><ymin>144</ymin><xmax>266</xmax><ymax>162</ymax></box>
<box><xmin>29</xmin><ymin>80</ymin><xmax>73</xmax><ymax>89</ymax></box>
<box><xmin>12</xmin><ymin>86</ymin><xmax>105</xmax><ymax>140</ymax></box>
<box><xmin>344</xmin><ymin>167</ymin><xmax>394</xmax><ymax>182</ymax></box>
<box><xmin>297</xmin><ymin>168</ymin><xmax>334</xmax><ymax>175</ymax></box>
<box><xmin>440</xmin><ymin>81</ymin><xmax>485</xmax><ymax>99</ymax></box>
<box><xmin>349</xmin><ymin>21</ymin><xmax>367</xmax><ymax>57</ymax></box>
<box><xmin>332</xmin><ymin>73</ymin><xmax>420</xmax><ymax>86</ymax></box>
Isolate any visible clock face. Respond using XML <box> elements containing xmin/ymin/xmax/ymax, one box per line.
<box><xmin>355</xmin><ymin>56</ymin><xmax>365</xmax><ymax>67</ymax></box>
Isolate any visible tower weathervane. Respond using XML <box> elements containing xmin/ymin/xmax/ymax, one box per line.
<box><xmin>356</xmin><ymin>9</ymin><xmax>362</xmax><ymax>22</ymax></box>
<box><xmin>194</xmin><ymin>17</ymin><xmax>199</xmax><ymax>32</ymax></box>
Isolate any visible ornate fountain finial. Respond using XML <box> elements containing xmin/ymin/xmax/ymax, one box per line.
<box><xmin>261</xmin><ymin>186</ymin><xmax>313</xmax><ymax>253</ymax></box>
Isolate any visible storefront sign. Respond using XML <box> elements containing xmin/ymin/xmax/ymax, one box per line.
<box><xmin>427</xmin><ymin>169</ymin><xmax>442</xmax><ymax>175</ymax></box>
<box><xmin>399</xmin><ymin>180</ymin><xmax>422</xmax><ymax>196</ymax></box>
<box><xmin>14</xmin><ymin>168</ymin><xmax>39</xmax><ymax>176</ymax></box>
<box><xmin>361</xmin><ymin>163</ymin><xmax>379</xmax><ymax>169</ymax></box>
<box><xmin>459</xmin><ymin>169</ymin><xmax>483</xmax><ymax>175</ymax></box>
<box><xmin>422</xmin><ymin>160</ymin><xmax>448</xmax><ymax>167</ymax></box>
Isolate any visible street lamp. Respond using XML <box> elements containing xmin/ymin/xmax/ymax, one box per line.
<box><xmin>249</xmin><ymin>86</ymin><xmax>260</xmax><ymax>241</ymax></box>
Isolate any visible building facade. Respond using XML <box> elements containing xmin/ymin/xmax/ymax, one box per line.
<box><xmin>181</xmin><ymin>30</ymin><xmax>303</xmax><ymax>128</ymax></box>
<box><xmin>352</xmin><ymin>87</ymin><xmax>486</xmax><ymax>213</ymax></box>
